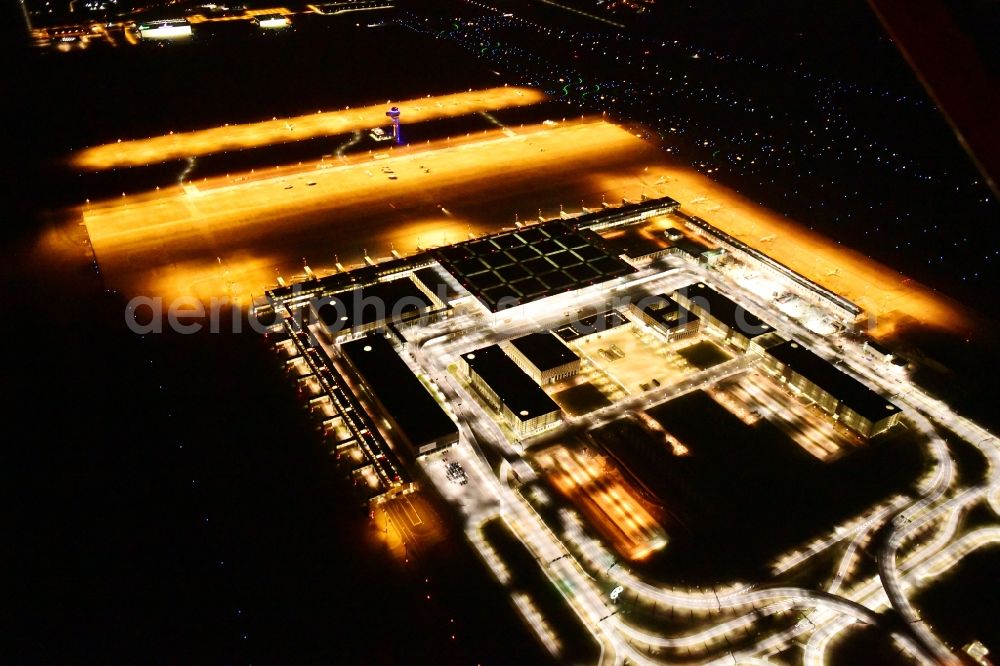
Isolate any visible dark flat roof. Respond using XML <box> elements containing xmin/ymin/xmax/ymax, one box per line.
<box><xmin>566</xmin><ymin>196</ymin><xmax>680</xmax><ymax>230</ymax></box>
<box><xmin>316</xmin><ymin>277</ymin><xmax>433</xmax><ymax>330</ymax></box>
<box><xmin>267</xmin><ymin>253</ymin><xmax>433</xmax><ymax>301</ymax></box>
<box><xmin>863</xmin><ymin>338</ymin><xmax>893</xmax><ymax>356</ymax></box>
<box><xmin>435</xmin><ymin>222</ymin><xmax>635</xmax><ymax>312</ymax></box>
<box><xmin>635</xmin><ymin>294</ymin><xmax>699</xmax><ymax>330</ymax></box>
<box><xmin>766</xmin><ymin>340</ymin><xmax>900</xmax><ymax>421</ymax></box>
<box><xmin>341</xmin><ymin>332</ymin><xmax>457</xmax><ymax>450</ymax></box>
<box><xmin>598</xmin><ymin>227</ymin><xmax>668</xmax><ymax>259</ymax></box>
<box><xmin>507</xmin><ymin>332</ymin><xmax>579</xmax><ymax>372</ymax></box>
<box><xmin>554</xmin><ymin>310</ymin><xmax>629</xmax><ymax>341</ymax></box>
<box><xmin>670</xmin><ymin>238</ymin><xmax>711</xmax><ymax>257</ymax></box>
<box><xmin>414</xmin><ymin>265</ymin><xmax>460</xmax><ymax>301</ymax></box>
<box><xmin>676</xmin><ymin>282</ymin><xmax>771</xmax><ymax>338</ymax></box>
<box><xmin>462</xmin><ymin>345</ymin><xmax>560</xmax><ymax>421</ymax></box>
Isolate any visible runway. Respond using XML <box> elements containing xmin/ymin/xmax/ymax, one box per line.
<box><xmin>82</xmin><ymin>118</ymin><xmax>664</xmax><ymax>304</ymax></box>
<box><xmin>70</xmin><ymin>87</ymin><xmax>545</xmax><ymax>169</ymax></box>
<box><xmin>76</xmin><ymin>107</ymin><xmax>976</xmax><ymax>339</ymax></box>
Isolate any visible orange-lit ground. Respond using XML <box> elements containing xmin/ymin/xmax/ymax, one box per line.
<box><xmin>185</xmin><ymin>7</ymin><xmax>292</xmax><ymax>24</ymax></box>
<box><xmin>81</xmin><ymin>119</ymin><xmax>666</xmax><ymax>304</ymax></box>
<box><xmin>536</xmin><ymin>445</ymin><xmax>666</xmax><ymax>561</ymax></box>
<box><xmin>572</xmin><ymin>325</ymin><xmax>689</xmax><ymax>395</ymax></box>
<box><xmin>71</xmin><ymin>87</ymin><xmax>545</xmax><ymax>169</ymax></box>
<box><xmin>370</xmin><ymin>492</ymin><xmax>446</xmax><ymax>562</ymax></box>
<box><xmin>611</xmin><ymin>174</ymin><xmax>974</xmax><ymax>338</ymax></box>
<box><xmin>75</xmin><ymin>107</ymin><xmax>978</xmax><ymax>339</ymax></box>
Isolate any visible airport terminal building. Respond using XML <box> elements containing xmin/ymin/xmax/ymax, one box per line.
<box><xmin>760</xmin><ymin>339</ymin><xmax>902</xmax><ymax>437</ymax></box>
<box><xmin>313</xmin><ymin>275</ymin><xmax>447</xmax><ymax>340</ymax></box>
<box><xmin>434</xmin><ymin>221</ymin><xmax>635</xmax><ymax>315</ymax></box>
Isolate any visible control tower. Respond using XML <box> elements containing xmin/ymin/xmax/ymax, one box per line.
<box><xmin>385</xmin><ymin>106</ymin><xmax>402</xmax><ymax>144</ymax></box>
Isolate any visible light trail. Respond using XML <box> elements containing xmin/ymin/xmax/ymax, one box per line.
<box><xmin>177</xmin><ymin>156</ymin><xmax>196</xmax><ymax>185</ymax></box>
<box><xmin>333</xmin><ymin>130</ymin><xmax>363</xmax><ymax>160</ymax></box>
<box><xmin>530</xmin><ymin>0</ymin><xmax>625</xmax><ymax>28</ymax></box>
<box><xmin>17</xmin><ymin>0</ymin><xmax>32</xmax><ymax>35</ymax></box>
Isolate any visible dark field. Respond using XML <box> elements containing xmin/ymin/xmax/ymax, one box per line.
<box><xmin>914</xmin><ymin>545</ymin><xmax>1000</xmax><ymax>656</ymax></box>
<box><xmin>482</xmin><ymin>517</ymin><xmax>600</xmax><ymax>664</ymax></box>
<box><xmin>591</xmin><ymin>391</ymin><xmax>925</xmax><ymax>583</ymax></box>
<box><xmin>677</xmin><ymin>339</ymin><xmax>732</xmax><ymax>371</ymax></box>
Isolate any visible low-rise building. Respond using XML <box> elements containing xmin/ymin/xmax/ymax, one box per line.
<box><xmin>341</xmin><ymin>332</ymin><xmax>458</xmax><ymax>456</ymax></box>
<box><xmin>862</xmin><ymin>338</ymin><xmax>894</xmax><ymax>363</ymax></box>
<box><xmin>699</xmin><ymin>247</ymin><xmax>726</xmax><ymax>266</ymax></box>
<box><xmin>666</xmin><ymin>238</ymin><xmax>711</xmax><ymax>261</ymax></box>
<box><xmin>760</xmin><ymin>339</ymin><xmax>902</xmax><ymax>437</ymax></box>
<box><xmin>502</xmin><ymin>332</ymin><xmax>580</xmax><ymax>384</ymax></box>
<box><xmin>674</xmin><ymin>282</ymin><xmax>778</xmax><ymax>352</ymax></box>
<box><xmin>627</xmin><ymin>294</ymin><xmax>700</xmax><ymax>342</ymax></box>
<box><xmin>554</xmin><ymin>309</ymin><xmax>631</xmax><ymax>342</ymax></box>
<box><xmin>313</xmin><ymin>275</ymin><xmax>443</xmax><ymax>340</ymax></box>
<box><xmin>598</xmin><ymin>227</ymin><xmax>671</xmax><ymax>265</ymax></box>
<box><xmin>460</xmin><ymin>345</ymin><xmax>561</xmax><ymax>436</ymax></box>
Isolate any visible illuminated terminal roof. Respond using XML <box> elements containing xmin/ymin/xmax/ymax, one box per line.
<box><xmin>507</xmin><ymin>332</ymin><xmax>578</xmax><ymax>373</ymax></box>
<box><xmin>435</xmin><ymin>222</ymin><xmax>635</xmax><ymax>312</ymax></box>
<box><xmin>341</xmin><ymin>332</ymin><xmax>458</xmax><ymax>454</ymax></box>
<box><xmin>766</xmin><ymin>340</ymin><xmax>900</xmax><ymax>422</ymax></box>
<box><xmin>461</xmin><ymin>345</ymin><xmax>559</xmax><ymax>421</ymax></box>
<box><xmin>137</xmin><ymin>19</ymin><xmax>192</xmax><ymax>39</ymax></box>
<box><xmin>255</xmin><ymin>14</ymin><xmax>291</xmax><ymax>28</ymax></box>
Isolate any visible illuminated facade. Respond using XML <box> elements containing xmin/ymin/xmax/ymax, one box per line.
<box><xmin>760</xmin><ymin>339</ymin><xmax>902</xmax><ymax>437</ymax></box>
<box><xmin>502</xmin><ymin>332</ymin><xmax>580</xmax><ymax>384</ymax></box>
<box><xmin>460</xmin><ymin>345</ymin><xmax>560</xmax><ymax>436</ymax></box>
<box><xmin>137</xmin><ymin>19</ymin><xmax>192</xmax><ymax>39</ymax></box>
<box><xmin>627</xmin><ymin>293</ymin><xmax>700</xmax><ymax>343</ymax></box>
<box><xmin>674</xmin><ymin>282</ymin><xmax>778</xmax><ymax>352</ymax></box>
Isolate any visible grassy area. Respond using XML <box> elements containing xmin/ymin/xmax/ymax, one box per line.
<box><xmin>913</xmin><ymin>544</ymin><xmax>1000</xmax><ymax>656</ymax></box>
<box><xmin>676</xmin><ymin>339</ymin><xmax>732</xmax><ymax>370</ymax></box>
<box><xmin>592</xmin><ymin>392</ymin><xmax>925</xmax><ymax>583</ymax></box>
<box><xmin>942</xmin><ymin>430</ymin><xmax>989</xmax><ymax>487</ymax></box>
<box><xmin>826</xmin><ymin>624</ymin><xmax>912</xmax><ymax>666</ymax></box>
<box><xmin>551</xmin><ymin>382</ymin><xmax>612</xmax><ymax>416</ymax></box>
<box><xmin>482</xmin><ymin>518</ymin><xmax>600</xmax><ymax>664</ymax></box>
